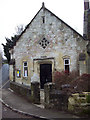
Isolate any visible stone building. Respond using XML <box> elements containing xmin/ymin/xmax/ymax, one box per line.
<box><xmin>83</xmin><ymin>0</ymin><xmax>90</xmax><ymax>74</ymax></box>
<box><xmin>83</xmin><ymin>0</ymin><xmax>90</xmax><ymax>40</ymax></box>
<box><xmin>9</xmin><ymin>3</ymin><xmax>89</xmax><ymax>89</ymax></box>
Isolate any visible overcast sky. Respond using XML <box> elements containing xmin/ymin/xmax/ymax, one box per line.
<box><xmin>0</xmin><ymin>0</ymin><xmax>86</xmax><ymax>55</ymax></box>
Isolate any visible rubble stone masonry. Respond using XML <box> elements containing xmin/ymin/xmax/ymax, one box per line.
<box><xmin>9</xmin><ymin>6</ymin><xmax>88</xmax><ymax>86</ymax></box>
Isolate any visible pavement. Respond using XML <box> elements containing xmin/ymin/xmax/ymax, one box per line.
<box><xmin>0</xmin><ymin>88</ymin><xmax>79</xmax><ymax>119</ymax></box>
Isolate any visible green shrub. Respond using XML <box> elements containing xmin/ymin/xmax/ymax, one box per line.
<box><xmin>81</xmin><ymin>109</ymin><xmax>90</xmax><ymax>115</ymax></box>
<box><xmin>86</xmin><ymin>94</ymin><xmax>90</xmax><ymax>103</ymax></box>
<box><xmin>79</xmin><ymin>94</ymin><xmax>85</xmax><ymax>97</ymax></box>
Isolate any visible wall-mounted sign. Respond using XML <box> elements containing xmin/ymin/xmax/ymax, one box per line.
<box><xmin>17</xmin><ymin>70</ymin><xmax>21</xmax><ymax>78</ymax></box>
<box><xmin>41</xmin><ymin>56</ymin><xmax>47</xmax><ymax>58</ymax></box>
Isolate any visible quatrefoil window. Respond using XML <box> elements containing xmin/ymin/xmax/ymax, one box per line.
<box><xmin>39</xmin><ymin>38</ymin><xmax>49</xmax><ymax>49</ymax></box>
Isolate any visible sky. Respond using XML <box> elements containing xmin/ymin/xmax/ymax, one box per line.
<box><xmin>0</xmin><ymin>0</ymin><xmax>86</xmax><ymax>56</ymax></box>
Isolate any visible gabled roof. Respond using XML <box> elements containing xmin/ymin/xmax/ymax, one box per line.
<box><xmin>10</xmin><ymin>3</ymin><xmax>85</xmax><ymax>50</ymax></box>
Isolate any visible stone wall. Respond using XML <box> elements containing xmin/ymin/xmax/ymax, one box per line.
<box><xmin>87</xmin><ymin>42</ymin><xmax>90</xmax><ymax>73</ymax></box>
<box><xmin>44</xmin><ymin>82</ymin><xmax>90</xmax><ymax>113</ymax></box>
<box><xmin>68</xmin><ymin>92</ymin><xmax>90</xmax><ymax>114</ymax></box>
<box><xmin>87</xmin><ymin>55</ymin><xmax>90</xmax><ymax>73</ymax></box>
<box><xmin>10</xmin><ymin>81</ymin><xmax>40</xmax><ymax>104</ymax></box>
<box><xmin>44</xmin><ymin>82</ymin><xmax>68</xmax><ymax>110</ymax></box>
<box><xmin>79</xmin><ymin>53</ymin><xmax>87</xmax><ymax>75</ymax></box>
<box><xmin>31</xmin><ymin>82</ymin><xmax>40</xmax><ymax>104</ymax></box>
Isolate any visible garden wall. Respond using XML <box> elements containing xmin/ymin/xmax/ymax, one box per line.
<box><xmin>10</xmin><ymin>81</ymin><xmax>40</xmax><ymax>104</ymax></box>
<box><xmin>68</xmin><ymin>92</ymin><xmax>90</xmax><ymax>115</ymax></box>
<box><xmin>44</xmin><ymin>82</ymin><xmax>68</xmax><ymax>110</ymax></box>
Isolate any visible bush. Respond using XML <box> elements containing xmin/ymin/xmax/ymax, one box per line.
<box><xmin>54</xmin><ymin>71</ymin><xmax>78</xmax><ymax>90</ymax></box>
<box><xmin>54</xmin><ymin>71</ymin><xmax>90</xmax><ymax>94</ymax></box>
<box><xmin>80</xmin><ymin>109</ymin><xmax>90</xmax><ymax>117</ymax></box>
<box><xmin>71</xmin><ymin>73</ymin><xmax>90</xmax><ymax>93</ymax></box>
<box><xmin>86</xmin><ymin>94</ymin><xmax>90</xmax><ymax>103</ymax></box>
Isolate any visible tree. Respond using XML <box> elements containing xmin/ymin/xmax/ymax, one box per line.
<box><xmin>15</xmin><ymin>24</ymin><xmax>24</xmax><ymax>35</ymax></box>
<box><xmin>2</xmin><ymin>43</ymin><xmax>10</xmax><ymax>63</ymax></box>
<box><xmin>2</xmin><ymin>25</ymin><xmax>25</xmax><ymax>63</ymax></box>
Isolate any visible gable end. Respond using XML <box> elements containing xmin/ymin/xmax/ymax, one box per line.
<box><xmin>10</xmin><ymin>4</ymin><xmax>86</xmax><ymax>50</ymax></box>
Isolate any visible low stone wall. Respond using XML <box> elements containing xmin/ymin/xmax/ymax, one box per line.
<box><xmin>31</xmin><ymin>82</ymin><xmax>40</xmax><ymax>104</ymax></box>
<box><xmin>10</xmin><ymin>81</ymin><xmax>40</xmax><ymax>104</ymax></box>
<box><xmin>68</xmin><ymin>92</ymin><xmax>90</xmax><ymax>114</ymax></box>
<box><xmin>44</xmin><ymin>82</ymin><xmax>68</xmax><ymax>110</ymax></box>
